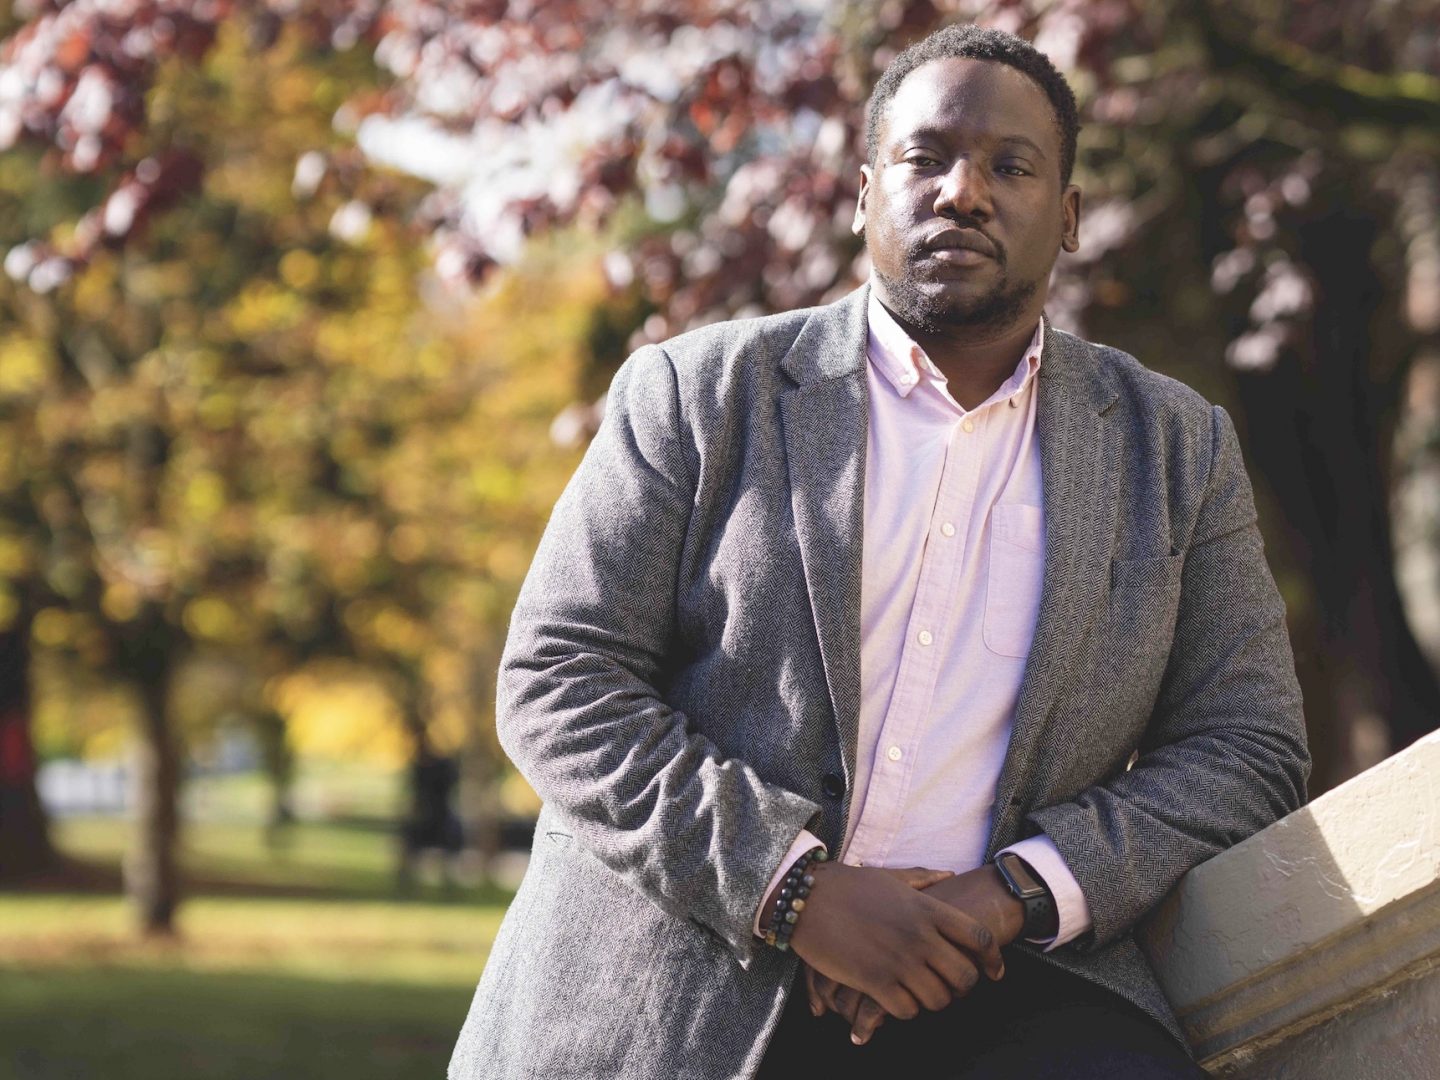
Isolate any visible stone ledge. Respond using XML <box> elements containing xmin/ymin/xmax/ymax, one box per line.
<box><xmin>1138</xmin><ymin>729</ymin><xmax>1440</xmax><ymax>1069</ymax></box>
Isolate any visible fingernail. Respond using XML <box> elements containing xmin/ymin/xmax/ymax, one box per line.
<box><xmin>811</xmin><ymin>1003</ymin><xmax>821</xmax><ymax>1017</ymax></box>
<box><xmin>851</xmin><ymin>1034</ymin><xmax>865</xmax><ymax>1046</ymax></box>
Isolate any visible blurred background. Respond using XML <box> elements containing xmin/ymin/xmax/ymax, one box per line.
<box><xmin>0</xmin><ymin>1</ymin><xmax>1437</xmax><ymax>1076</ymax></box>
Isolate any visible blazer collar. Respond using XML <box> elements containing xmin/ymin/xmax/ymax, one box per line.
<box><xmin>1039</xmin><ymin>319</ymin><xmax>1120</xmax><ymax>415</ymax></box>
<box><xmin>778</xmin><ymin>282</ymin><xmax>871</xmax><ymax>387</ymax></box>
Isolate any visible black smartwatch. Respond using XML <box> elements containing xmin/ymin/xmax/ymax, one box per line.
<box><xmin>993</xmin><ymin>852</ymin><xmax>1057</xmax><ymax>939</ymax></box>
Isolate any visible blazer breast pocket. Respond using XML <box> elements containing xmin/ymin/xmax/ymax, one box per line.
<box><xmin>984</xmin><ymin>502</ymin><xmax>1045</xmax><ymax>658</ymax></box>
<box><xmin>1107</xmin><ymin>553</ymin><xmax>1185</xmax><ymax>645</ymax></box>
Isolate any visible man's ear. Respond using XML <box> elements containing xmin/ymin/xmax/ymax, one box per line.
<box><xmin>852</xmin><ymin>164</ymin><xmax>873</xmax><ymax>238</ymax></box>
<box><xmin>1060</xmin><ymin>183</ymin><xmax>1081</xmax><ymax>253</ymax></box>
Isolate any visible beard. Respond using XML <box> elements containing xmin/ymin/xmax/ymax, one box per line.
<box><xmin>872</xmin><ymin>245</ymin><xmax>1039</xmax><ymax>335</ymax></box>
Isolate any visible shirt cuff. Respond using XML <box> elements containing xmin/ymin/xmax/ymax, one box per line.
<box><xmin>753</xmin><ymin>829</ymin><xmax>828</xmax><ymax>938</ymax></box>
<box><xmin>998</xmin><ymin>834</ymin><xmax>1092</xmax><ymax>951</ymax></box>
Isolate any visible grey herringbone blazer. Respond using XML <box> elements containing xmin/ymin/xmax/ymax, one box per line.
<box><xmin>448</xmin><ymin>282</ymin><xmax>1310</xmax><ymax>1079</ymax></box>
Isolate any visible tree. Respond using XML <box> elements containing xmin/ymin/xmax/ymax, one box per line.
<box><xmin>0</xmin><ymin>8</ymin><xmax>590</xmax><ymax>929</ymax></box>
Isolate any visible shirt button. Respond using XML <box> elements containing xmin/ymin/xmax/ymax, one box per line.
<box><xmin>941</xmin><ymin>522</ymin><xmax>956</xmax><ymax>537</ymax></box>
<box><xmin>886</xmin><ymin>745</ymin><xmax>903</xmax><ymax>762</ymax></box>
<box><xmin>962</xmin><ymin>419</ymin><xmax>975</xmax><ymax>432</ymax></box>
<box><xmin>917</xmin><ymin>629</ymin><xmax>933</xmax><ymax>646</ymax></box>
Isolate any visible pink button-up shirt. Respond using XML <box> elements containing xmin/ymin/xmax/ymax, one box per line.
<box><xmin>755</xmin><ymin>288</ymin><xmax>1092</xmax><ymax>949</ymax></box>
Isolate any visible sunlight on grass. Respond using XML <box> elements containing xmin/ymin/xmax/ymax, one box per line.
<box><xmin>0</xmin><ymin>893</ymin><xmax>504</xmax><ymax>988</ymax></box>
<box><xmin>55</xmin><ymin>816</ymin><xmax>405</xmax><ymax>894</ymax></box>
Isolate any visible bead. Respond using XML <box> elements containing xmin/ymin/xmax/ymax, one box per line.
<box><xmin>766</xmin><ymin>849</ymin><xmax>827</xmax><ymax>952</ymax></box>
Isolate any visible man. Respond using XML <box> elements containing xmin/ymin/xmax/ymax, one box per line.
<box><xmin>449</xmin><ymin>23</ymin><xmax>1309</xmax><ymax>1080</ymax></box>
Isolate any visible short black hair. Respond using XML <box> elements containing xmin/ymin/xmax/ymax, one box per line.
<box><xmin>865</xmin><ymin>24</ymin><xmax>1081</xmax><ymax>187</ymax></box>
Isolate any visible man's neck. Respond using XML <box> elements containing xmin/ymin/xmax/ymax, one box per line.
<box><xmin>877</xmin><ymin>296</ymin><xmax>1042</xmax><ymax>411</ymax></box>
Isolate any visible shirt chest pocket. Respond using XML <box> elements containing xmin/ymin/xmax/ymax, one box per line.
<box><xmin>983</xmin><ymin>502</ymin><xmax>1046</xmax><ymax>658</ymax></box>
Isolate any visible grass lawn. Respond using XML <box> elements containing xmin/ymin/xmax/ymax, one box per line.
<box><xmin>2</xmin><ymin>963</ymin><xmax>477</xmax><ymax>1080</ymax></box>
<box><xmin>1</xmin><ymin>795</ymin><xmax>516</xmax><ymax>1079</ymax></box>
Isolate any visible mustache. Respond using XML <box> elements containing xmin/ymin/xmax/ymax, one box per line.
<box><xmin>913</xmin><ymin>218</ymin><xmax>1005</xmax><ymax>264</ymax></box>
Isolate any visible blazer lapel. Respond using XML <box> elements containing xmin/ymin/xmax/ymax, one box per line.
<box><xmin>777</xmin><ymin>284</ymin><xmax>870</xmax><ymax>796</ymax></box>
<box><xmin>988</xmin><ymin>325</ymin><xmax>1121</xmax><ymax>856</ymax></box>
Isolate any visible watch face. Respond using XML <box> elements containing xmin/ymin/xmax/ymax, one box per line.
<box><xmin>999</xmin><ymin>854</ymin><xmax>1045</xmax><ymax>897</ymax></box>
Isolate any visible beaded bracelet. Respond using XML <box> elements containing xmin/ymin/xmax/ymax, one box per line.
<box><xmin>764</xmin><ymin>845</ymin><xmax>828</xmax><ymax>951</ymax></box>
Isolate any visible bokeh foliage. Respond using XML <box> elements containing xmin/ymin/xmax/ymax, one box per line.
<box><xmin>2</xmin><ymin>2</ymin><xmax>1438</xmax><ymax>931</ymax></box>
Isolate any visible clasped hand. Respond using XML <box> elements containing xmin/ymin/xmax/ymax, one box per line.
<box><xmin>783</xmin><ymin>863</ymin><xmax>1025</xmax><ymax>1046</ymax></box>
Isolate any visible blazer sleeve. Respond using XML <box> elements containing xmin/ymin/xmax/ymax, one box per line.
<box><xmin>495</xmin><ymin>344</ymin><xmax>822</xmax><ymax>968</ymax></box>
<box><xmin>1026</xmin><ymin>404</ymin><xmax>1311</xmax><ymax>951</ymax></box>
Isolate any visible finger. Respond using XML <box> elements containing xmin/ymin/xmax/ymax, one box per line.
<box><xmin>850</xmin><ymin>996</ymin><xmax>889</xmax><ymax>1046</ymax></box>
<box><xmin>882</xmin><ymin>866</ymin><xmax>955</xmax><ymax>890</ymax></box>
<box><xmin>833</xmin><ymin>983</ymin><xmax>863</xmax><ymax>1025</ymax></box>
<box><xmin>925</xmin><ymin>943</ymin><xmax>982</xmax><ymax>1000</ymax></box>
<box><xmin>900</xmin><ymin>962</ymin><xmax>953</xmax><ymax>1013</ymax></box>
<box><xmin>804</xmin><ymin>964</ymin><xmax>825</xmax><ymax>1018</ymax></box>
<box><xmin>814</xmin><ymin>970</ymin><xmax>844</xmax><ymax>1015</ymax></box>
<box><xmin>858</xmin><ymin>990</ymin><xmax>915</xmax><ymax>1042</ymax></box>
<box><xmin>873</xmin><ymin>982</ymin><xmax>922</xmax><ymax>1025</ymax></box>
<box><xmin>927</xmin><ymin>898</ymin><xmax>1005</xmax><ymax>980</ymax></box>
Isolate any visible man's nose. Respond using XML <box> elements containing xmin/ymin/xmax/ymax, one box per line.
<box><xmin>934</xmin><ymin>158</ymin><xmax>992</xmax><ymax>219</ymax></box>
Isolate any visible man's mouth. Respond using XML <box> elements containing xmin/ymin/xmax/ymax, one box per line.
<box><xmin>917</xmin><ymin>227</ymin><xmax>1000</xmax><ymax>266</ymax></box>
<box><xmin>925</xmin><ymin>246</ymin><xmax>992</xmax><ymax>266</ymax></box>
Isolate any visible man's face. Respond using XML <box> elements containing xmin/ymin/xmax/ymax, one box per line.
<box><xmin>854</xmin><ymin>57</ymin><xmax>1081</xmax><ymax>335</ymax></box>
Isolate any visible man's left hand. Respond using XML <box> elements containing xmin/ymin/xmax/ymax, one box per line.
<box><xmin>804</xmin><ymin>863</ymin><xmax>1027</xmax><ymax>1046</ymax></box>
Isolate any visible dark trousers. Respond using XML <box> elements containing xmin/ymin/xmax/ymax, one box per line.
<box><xmin>755</xmin><ymin>947</ymin><xmax>1207</xmax><ymax>1079</ymax></box>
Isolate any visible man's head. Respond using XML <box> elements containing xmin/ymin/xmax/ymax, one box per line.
<box><xmin>854</xmin><ymin>24</ymin><xmax>1082</xmax><ymax>336</ymax></box>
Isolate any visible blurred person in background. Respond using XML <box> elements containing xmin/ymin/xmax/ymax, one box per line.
<box><xmin>449</xmin><ymin>23</ymin><xmax>1308</xmax><ymax>1080</ymax></box>
<box><xmin>397</xmin><ymin>744</ymin><xmax>464</xmax><ymax>892</ymax></box>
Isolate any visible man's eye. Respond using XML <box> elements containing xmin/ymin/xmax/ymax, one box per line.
<box><xmin>906</xmin><ymin>155</ymin><xmax>941</xmax><ymax>167</ymax></box>
<box><xmin>998</xmin><ymin>165</ymin><xmax>1030</xmax><ymax>177</ymax></box>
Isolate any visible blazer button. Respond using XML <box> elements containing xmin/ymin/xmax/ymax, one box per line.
<box><xmin>821</xmin><ymin>773</ymin><xmax>845</xmax><ymax>799</ymax></box>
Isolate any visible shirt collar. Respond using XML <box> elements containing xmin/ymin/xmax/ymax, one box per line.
<box><xmin>865</xmin><ymin>284</ymin><xmax>1045</xmax><ymax>405</ymax></box>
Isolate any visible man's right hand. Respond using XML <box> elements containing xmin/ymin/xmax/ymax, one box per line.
<box><xmin>772</xmin><ymin>861</ymin><xmax>1005</xmax><ymax>1022</ymax></box>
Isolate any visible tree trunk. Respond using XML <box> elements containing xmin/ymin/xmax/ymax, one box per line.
<box><xmin>122</xmin><ymin>616</ymin><xmax>181</xmax><ymax>936</ymax></box>
<box><xmin>0</xmin><ymin>615</ymin><xmax>56</xmax><ymax>881</ymax></box>
<box><xmin>1232</xmin><ymin>207</ymin><xmax>1440</xmax><ymax>791</ymax></box>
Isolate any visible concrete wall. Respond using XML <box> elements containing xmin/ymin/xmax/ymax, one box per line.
<box><xmin>1138</xmin><ymin>730</ymin><xmax>1440</xmax><ymax>1077</ymax></box>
